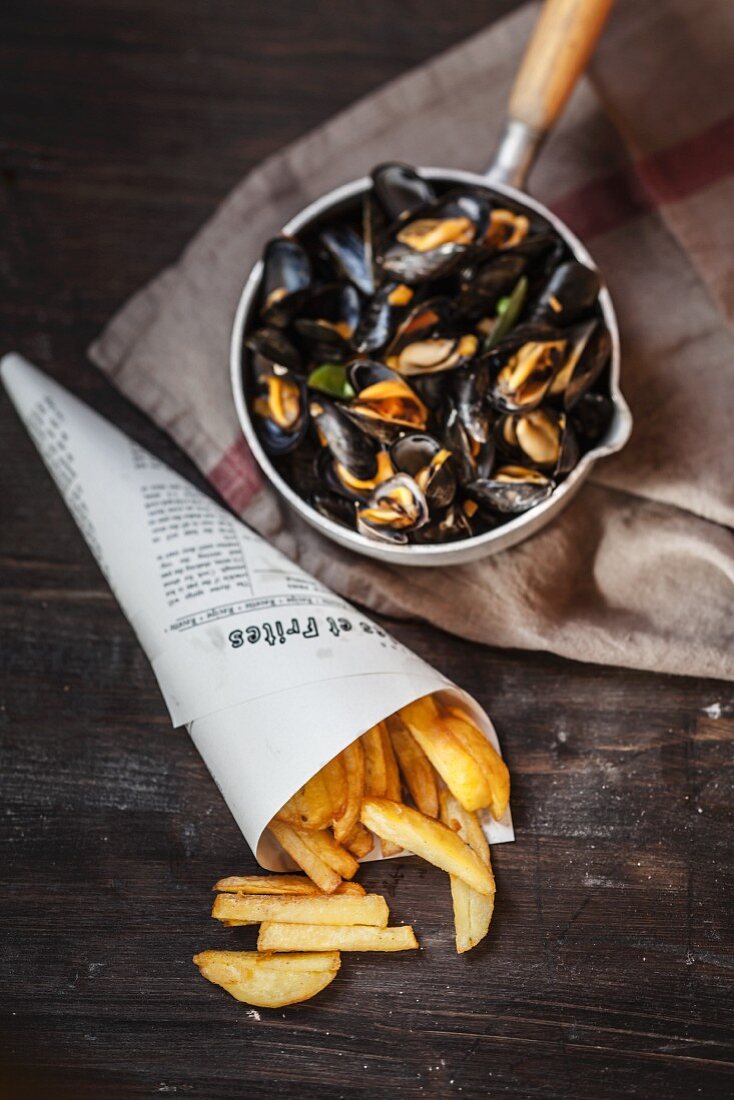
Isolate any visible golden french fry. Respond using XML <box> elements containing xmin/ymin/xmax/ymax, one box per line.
<box><xmin>297</xmin><ymin>828</ymin><xmax>360</xmax><ymax>880</ymax></box>
<box><xmin>399</xmin><ymin>695</ymin><xmax>493</xmax><ymax>812</ymax></box>
<box><xmin>360</xmin><ymin>797</ymin><xmax>494</xmax><ymax>897</ymax></box>
<box><xmin>440</xmin><ymin>789</ymin><xmax>495</xmax><ymax>953</ymax></box>
<box><xmin>258</xmin><ymin>922</ymin><xmax>419</xmax><ymax>953</ymax></box>
<box><xmin>319</xmin><ymin>755</ymin><xmax>347</xmax><ymax>823</ymax></box>
<box><xmin>216</xmin><ymin>880</ymin><xmax>367</xmax><ymax>906</ymax></box>
<box><xmin>212</xmin><ymin>891</ymin><xmax>389</xmax><ymax>927</ymax></box>
<box><xmin>379</xmin><ymin>723</ymin><xmax>403</xmax><ymax>855</ymax></box>
<box><xmin>362</xmin><ymin>722</ymin><xmax>389</xmax><ymax>796</ymax></box>
<box><xmin>213</xmin><ymin>874</ymin><xmax>321</xmax><ymax>896</ymax></box>
<box><xmin>193</xmin><ymin>950</ymin><xmax>340</xmax><ymax>1008</ymax></box>
<box><xmin>333</xmin><ymin>741</ymin><xmax>365</xmax><ymax>843</ymax></box>
<box><xmin>441</xmin><ymin>711</ymin><xmax>510</xmax><ymax>821</ymax></box>
<box><xmin>387</xmin><ymin>713</ymin><xmax>439</xmax><ymax>818</ymax></box>
<box><xmin>344</xmin><ymin>822</ymin><xmax>375</xmax><ymax>859</ymax></box>
<box><xmin>276</xmin><ymin>770</ymin><xmax>333</xmax><ymax>831</ymax></box>
<box><xmin>268</xmin><ymin>819</ymin><xmax>342</xmax><ymax>894</ymax></box>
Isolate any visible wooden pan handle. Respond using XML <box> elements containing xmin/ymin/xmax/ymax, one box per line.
<box><xmin>509</xmin><ymin>0</ymin><xmax>614</xmax><ymax>134</ymax></box>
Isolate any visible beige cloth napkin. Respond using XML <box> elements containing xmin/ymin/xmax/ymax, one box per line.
<box><xmin>90</xmin><ymin>0</ymin><xmax>734</xmax><ymax>681</ymax></box>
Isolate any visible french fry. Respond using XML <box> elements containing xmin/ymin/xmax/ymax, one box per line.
<box><xmin>360</xmin><ymin>797</ymin><xmax>495</xmax><ymax>897</ymax></box>
<box><xmin>399</xmin><ymin>695</ymin><xmax>493</xmax><ymax>813</ymax></box>
<box><xmin>213</xmin><ymin>874</ymin><xmax>321</xmax><ymax>895</ymax></box>
<box><xmin>439</xmin><ymin>789</ymin><xmax>495</xmax><ymax>953</ymax></box>
<box><xmin>380</xmin><ymin>723</ymin><xmax>403</xmax><ymax>856</ymax></box>
<box><xmin>319</xmin><ymin>755</ymin><xmax>347</xmax><ymax>823</ymax></box>
<box><xmin>362</xmin><ymin>722</ymin><xmax>389</xmax><ymax>796</ymax></box>
<box><xmin>440</xmin><ymin>710</ymin><xmax>510</xmax><ymax>821</ymax></box>
<box><xmin>291</xmin><ymin>828</ymin><xmax>359</xmax><ymax>880</ymax></box>
<box><xmin>387</xmin><ymin>713</ymin><xmax>439</xmax><ymax>818</ymax></box>
<box><xmin>212</xmin><ymin>892</ymin><xmax>389</xmax><ymax>927</ymax></box>
<box><xmin>344</xmin><ymin>822</ymin><xmax>374</xmax><ymax>859</ymax></box>
<box><xmin>333</xmin><ymin>741</ymin><xmax>365</xmax><ymax>844</ymax></box>
<box><xmin>268</xmin><ymin>819</ymin><xmax>342</xmax><ymax>894</ymax></box>
<box><xmin>213</xmin><ymin>875</ymin><xmax>365</xmax><ymax>897</ymax></box>
<box><xmin>276</xmin><ymin>770</ymin><xmax>333</xmax><ymax>831</ymax></box>
<box><xmin>193</xmin><ymin>950</ymin><xmax>340</xmax><ymax>1008</ymax></box>
<box><xmin>258</xmin><ymin>922</ymin><xmax>419</xmax><ymax>953</ymax></box>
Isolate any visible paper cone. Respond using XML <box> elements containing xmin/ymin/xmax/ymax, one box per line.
<box><xmin>2</xmin><ymin>354</ymin><xmax>513</xmax><ymax>865</ymax></box>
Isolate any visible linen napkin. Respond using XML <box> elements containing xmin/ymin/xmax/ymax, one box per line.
<box><xmin>89</xmin><ymin>0</ymin><xmax>734</xmax><ymax>681</ymax></box>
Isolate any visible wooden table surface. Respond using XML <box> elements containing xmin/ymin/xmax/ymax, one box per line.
<box><xmin>2</xmin><ymin>2</ymin><xmax>733</xmax><ymax>1097</ymax></box>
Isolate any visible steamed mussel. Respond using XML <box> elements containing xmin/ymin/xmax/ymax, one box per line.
<box><xmin>244</xmin><ymin>162</ymin><xmax>614</xmax><ymax>546</ymax></box>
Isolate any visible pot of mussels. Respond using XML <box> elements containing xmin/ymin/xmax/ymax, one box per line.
<box><xmin>231</xmin><ymin>0</ymin><xmax>632</xmax><ymax>566</ymax></box>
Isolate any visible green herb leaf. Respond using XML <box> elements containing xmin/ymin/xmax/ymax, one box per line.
<box><xmin>307</xmin><ymin>363</ymin><xmax>355</xmax><ymax>400</ymax></box>
<box><xmin>484</xmin><ymin>276</ymin><xmax>528</xmax><ymax>352</ymax></box>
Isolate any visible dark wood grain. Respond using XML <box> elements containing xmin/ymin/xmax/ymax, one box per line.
<box><xmin>1</xmin><ymin>2</ymin><xmax>733</xmax><ymax>1098</ymax></box>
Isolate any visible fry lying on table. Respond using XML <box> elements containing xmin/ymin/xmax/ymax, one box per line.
<box><xmin>194</xmin><ymin>691</ymin><xmax>509</xmax><ymax>1008</ymax></box>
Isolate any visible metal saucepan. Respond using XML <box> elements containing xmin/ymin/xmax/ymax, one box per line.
<box><xmin>231</xmin><ymin>0</ymin><xmax>631</xmax><ymax>566</ymax></box>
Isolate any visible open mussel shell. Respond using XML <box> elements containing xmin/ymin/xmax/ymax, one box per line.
<box><xmin>531</xmin><ymin>260</ymin><xmax>601</xmax><ymax>328</ymax></box>
<box><xmin>551</xmin><ymin>321</ymin><xmax>612</xmax><ymax>410</ymax></box>
<box><xmin>245</xmin><ymin>326</ymin><xmax>302</xmax><ymax>373</ymax></box>
<box><xmin>412</xmin><ymin>502</ymin><xmax>475</xmax><ymax>544</ymax></box>
<box><xmin>371</xmin><ymin>162</ymin><xmax>436</xmax><ymax>223</ymax></box>
<box><xmin>441</xmin><ymin>401</ymin><xmax>494</xmax><ymax>485</ymax></box>
<box><xmin>488</xmin><ymin>330</ymin><xmax>567</xmax><ymax>413</ymax></box>
<box><xmin>385</xmin><ymin>297</ymin><xmax>479</xmax><ymax>377</ymax></box>
<box><xmin>467</xmin><ymin>465</ymin><xmax>554</xmax><ymax>515</ymax></box>
<box><xmin>453</xmin><ymin>359</ymin><xmax>492</xmax><ymax>443</ymax></box>
<box><xmin>252</xmin><ymin>366</ymin><xmax>308</xmax><ymax>456</ymax></box>
<box><xmin>260</xmin><ymin>236</ymin><xmax>312</xmax><ymax>326</ymax></box>
<box><xmin>354</xmin><ymin>281</ymin><xmax>414</xmax><ymax>354</ymax></box>
<box><xmin>344</xmin><ymin>361</ymin><xmax>429</xmax><ymax>442</ymax></box>
<box><xmin>319</xmin><ymin>446</ymin><xmax>395</xmax><ymax>502</ymax></box>
<box><xmin>496</xmin><ymin>408</ymin><xmax>579</xmax><ymax>475</ymax></box>
<box><xmin>377</xmin><ymin>190</ymin><xmax>490</xmax><ymax>284</ymax></box>
<box><xmin>356</xmin><ymin>473</ymin><xmax>429</xmax><ymax>543</ymax></box>
<box><xmin>310</xmin><ymin>396</ymin><xmax>378</xmax><ymax>481</ymax></box>
<box><xmin>294</xmin><ymin>283</ymin><xmax>361</xmax><ymax>361</ymax></box>
<box><xmin>320</xmin><ymin>226</ymin><xmax>374</xmax><ymax>297</ymax></box>
<box><xmin>390</xmin><ymin>432</ymin><xmax>457</xmax><ymax>511</ymax></box>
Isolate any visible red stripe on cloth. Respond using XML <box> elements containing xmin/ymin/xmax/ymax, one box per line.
<box><xmin>552</xmin><ymin>111</ymin><xmax>734</xmax><ymax>240</ymax></box>
<box><xmin>208</xmin><ymin>436</ymin><xmax>264</xmax><ymax>514</ymax></box>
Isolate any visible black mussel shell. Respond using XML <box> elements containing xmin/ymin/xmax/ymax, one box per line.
<box><xmin>570</xmin><ymin>393</ymin><xmax>615</xmax><ymax>446</ymax></box>
<box><xmin>344</xmin><ymin>361</ymin><xmax>429</xmax><ymax>442</ymax></box>
<box><xmin>356</xmin><ymin>473</ymin><xmax>429</xmax><ymax>542</ymax></box>
<box><xmin>310</xmin><ymin>397</ymin><xmax>378</xmax><ymax>480</ymax></box>
<box><xmin>260</xmin><ymin>237</ymin><xmax>312</xmax><ymax>326</ymax></box>
<box><xmin>386</xmin><ymin>297</ymin><xmax>478</xmax><ymax>377</ymax></box>
<box><xmin>372</xmin><ymin>162</ymin><xmax>436</xmax><ymax>223</ymax></box>
<box><xmin>457</xmin><ymin>252</ymin><xmax>527</xmax><ymax>318</ymax></box>
<box><xmin>246</xmin><ymin>326</ymin><xmax>302</xmax><ymax>373</ymax></box>
<box><xmin>354</xmin><ymin>281</ymin><xmax>414</xmax><ymax>354</ymax></box>
<box><xmin>453</xmin><ymin>359</ymin><xmax>492</xmax><ymax>443</ymax></box>
<box><xmin>467</xmin><ymin>466</ymin><xmax>553</xmax><ymax>515</ymax></box>
<box><xmin>412</xmin><ymin>502</ymin><xmax>475</xmax><ymax>544</ymax></box>
<box><xmin>409</xmin><ymin>372</ymin><xmax>448</xmax><ymax>412</ymax></box>
<box><xmin>320</xmin><ymin>226</ymin><xmax>374</xmax><ymax>297</ymax></box>
<box><xmin>319</xmin><ymin>446</ymin><xmax>395</xmax><ymax>502</ymax></box>
<box><xmin>377</xmin><ymin>191</ymin><xmax>490</xmax><ymax>284</ymax></box>
<box><xmin>488</xmin><ymin>332</ymin><xmax>568</xmax><ymax>413</ymax></box>
<box><xmin>531</xmin><ymin>261</ymin><xmax>601</xmax><ymax>328</ymax></box>
<box><xmin>390</xmin><ymin>432</ymin><xmax>457</xmax><ymax>511</ymax></box>
<box><xmin>496</xmin><ymin>408</ymin><xmax>579</xmax><ymax>475</ymax></box>
<box><xmin>252</xmin><ymin>367</ymin><xmax>308</xmax><ymax>456</ymax></box>
<box><xmin>559</xmin><ymin>323</ymin><xmax>612</xmax><ymax>409</ymax></box>
<box><xmin>294</xmin><ymin>283</ymin><xmax>361</xmax><ymax>361</ymax></box>
<box><xmin>311</xmin><ymin>491</ymin><xmax>358</xmax><ymax>530</ymax></box>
